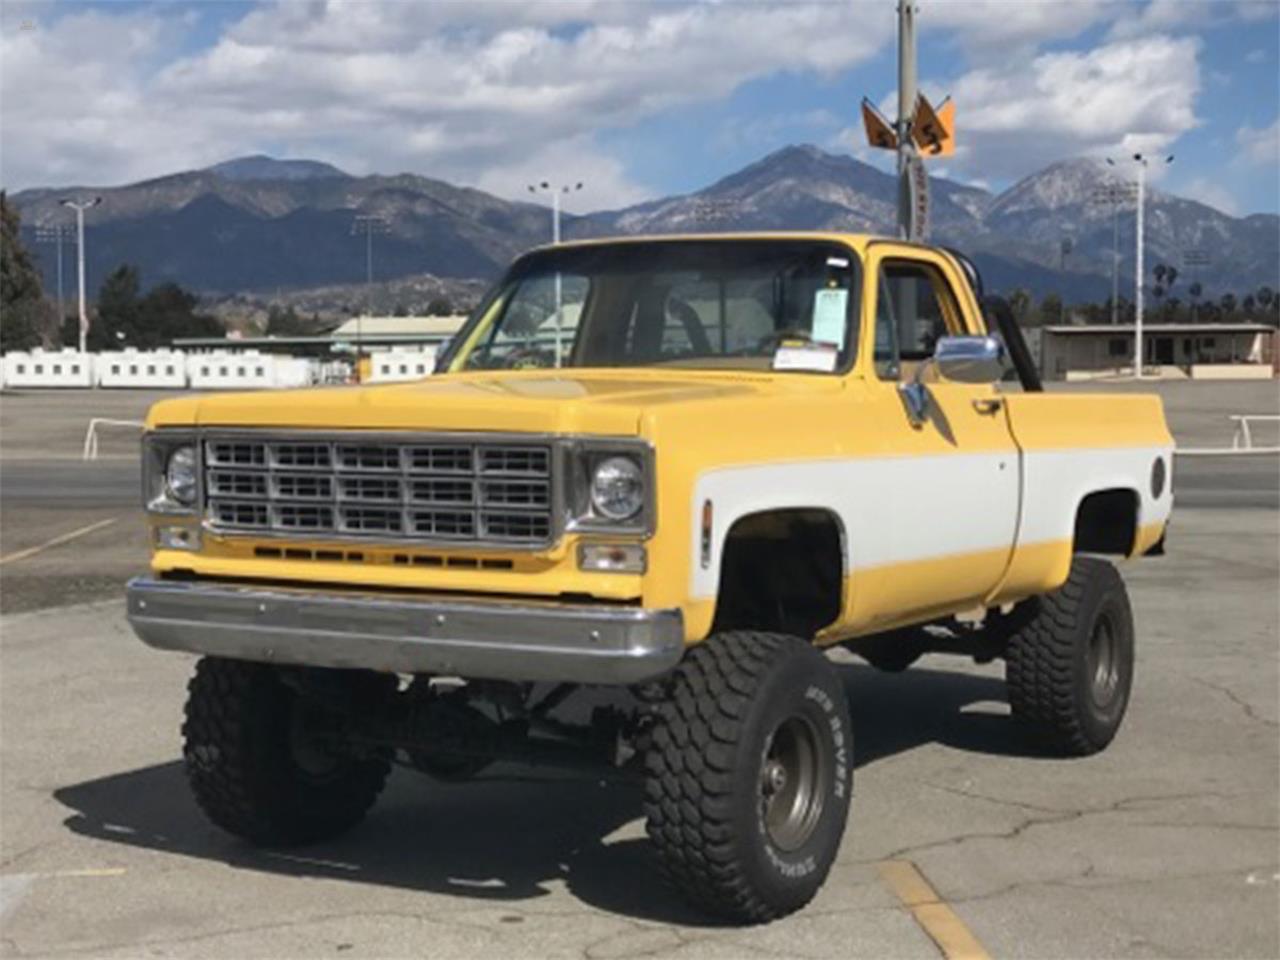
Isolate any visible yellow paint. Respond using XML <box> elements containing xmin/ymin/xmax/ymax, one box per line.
<box><xmin>879</xmin><ymin>860</ymin><xmax>992</xmax><ymax>960</ymax></box>
<box><xmin>141</xmin><ymin>233</ymin><xmax>1173</xmax><ymax>647</ymax></box>
<box><xmin>0</xmin><ymin>518</ymin><xmax>118</xmax><ymax>567</ymax></box>
<box><xmin>153</xmin><ymin>530</ymin><xmax>643</xmax><ymax>602</ymax></box>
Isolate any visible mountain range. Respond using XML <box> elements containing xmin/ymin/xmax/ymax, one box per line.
<box><xmin>12</xmin><ymin>145</ymin><xmax>1278</xmax><ymax>307</ymax></box>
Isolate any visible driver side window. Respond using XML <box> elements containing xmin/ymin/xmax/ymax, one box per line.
<box><xmin>465</xmin><ymin>275</ymin><xmax>588</xmax><ymax>369</ymax></box>
<box><xmin>874</xmin><ymin>261</ymin><xmax>960</xmax><ymax>381</ymax></box>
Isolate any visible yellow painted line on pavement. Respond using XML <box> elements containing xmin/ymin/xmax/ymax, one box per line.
<box><xmin>879</xmin><ymin>859</ymin><xmax>992</xmax><ymax>960</ymax></box>
<box><xmin>0</xmin><ymin>517</ymin><xmax>118</xmax><ymax>567</ymax></box>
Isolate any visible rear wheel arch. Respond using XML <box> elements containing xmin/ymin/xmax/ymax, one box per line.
<box><xmin>1072</xmin><ymin>488</ymin><xmax>1140</xmax><ymax>556</ymax></box>
<box><xmin>710</xmin><ymin>507</ymin><xmax>846</xmax><ymax>640</ymax></box>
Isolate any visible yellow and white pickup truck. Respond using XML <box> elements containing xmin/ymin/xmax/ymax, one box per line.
<box><xmin>129</xmin><ymin>234</ymin><xmax>1173</xmax><ymax>922</ymax></box>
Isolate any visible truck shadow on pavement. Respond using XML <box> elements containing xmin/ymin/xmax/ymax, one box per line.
<box><xmin>53</xmin><ymin>662</ymin><xmax>1042</xmax><ymax>925</ymax></box>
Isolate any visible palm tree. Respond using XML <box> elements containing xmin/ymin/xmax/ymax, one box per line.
<box><xmin>1257</xmin><ymin>286</ymin><xmax>1275</xmax><ymax>310</ymax></box>
<box><xmin>1220</xmin><ymin>293</ymin><xmax>1237</xmax><ymax>318</ymax></box>
<box><xmin>1242</xmin><ymin>294</ymin><xmax>1257</xmax><ymax>317</ymax></box>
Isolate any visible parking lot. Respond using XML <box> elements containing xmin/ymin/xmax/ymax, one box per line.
<box><xmin>1</xmin><ymin>381</ymin><xmax>1277</xmax><ymax>959</ymax></box>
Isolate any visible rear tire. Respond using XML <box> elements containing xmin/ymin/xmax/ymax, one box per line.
<box><xmin>183</xmin><ymin>657</ymin><xmax>391</xmax><ymax>846</ymax></box>
<box><xmin>643</xmin><ymin>632</ymin><xmax>853</xmax><ymax>923</ymax></box>
<box><xmin>1005</xmin><ymin>557</ymin><xmax>1135</xmax><ymax>755</ymax></box>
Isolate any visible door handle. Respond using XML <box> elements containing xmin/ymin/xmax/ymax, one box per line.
<box><xmin>972</xmin><ymin>398</ymin><xmax>1003</xmax><ymax>415</ymax></box>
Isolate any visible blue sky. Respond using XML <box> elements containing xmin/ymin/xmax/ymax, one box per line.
<box><xmin>2</xmin><ymin>1</ymin><xmax>1277</xmax><ymax>215</ymax></box>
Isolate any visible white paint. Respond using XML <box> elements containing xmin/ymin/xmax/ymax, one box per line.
<box><xmin>688</xmin><ymin>444</ymin><xmax>1173</xmax><ymax>601</ymax></box>
<box><xmin>690</xmin><ymin>450</ymin><xmax>1019</xmax><ymax>600</ymax></box>
<box><xmin>0</xmin><ymin>875</ymin><xmax>34</xmax><ymax>925</ymax></box>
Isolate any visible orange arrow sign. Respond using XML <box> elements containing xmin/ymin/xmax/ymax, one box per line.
<box><xmin>912</xmin><ymin>95</ymin><xmax>955</xmax><ymax>157</ymax></box>
<box><xmin>861</xmin><ymin>98</ymin><xmax>898</xmax><ymax>151</ymax></box>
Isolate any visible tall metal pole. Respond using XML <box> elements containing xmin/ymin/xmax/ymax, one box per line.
<box><xmin>57</xmin><ymin>232</ymin><xmax>65</xmax><ymax>323</ymax></box>
<box><xmin>60</xmin><ymin>197</ymin><xmax>101</xmax><ymax>354</ymax></box>
<box><xmin>896</xmin><ymin>0</ymin><xmax>918</xmax><ymax>239</ymax></box>
<box><xmin>1111</xmin><ymin>204</ymin><xmax>1120</xmax><ymax>325</ymax></box>
<box><xmin>1135</xmin><ymin>161</ymin><xmax>1145</xmax><ymax>378</ymax></box>
<box><xmin>527</xmin><ymin>181</ymin><xmax>582</xmax><ymax>368</ymax></box>
<box><xmin>36</xmin><ymin>225</ymin><xmax>71</xmax><ymax>323</ymax></box>
<box><xmin>351</xmin><ymin>214</ymin><xmax>387</xmax><ymax>383</ymax></box>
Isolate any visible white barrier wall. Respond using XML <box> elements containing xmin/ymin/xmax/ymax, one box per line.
<box><xmin>0</xmin><ymin>348</ymin><xmax>326</xmax><ymax>390</ymax></box>
<box><xmin>186</xmin><ymin>350</ymin><xmax>318</xmax><ymax>390</ymax></box>
<box><xmin>1</xmin><ymin>349</ymin><xmax>94</xmax><ymax>388</ymax></box>
<box><xmin>95</xmin><ymin>349</ymin><xmax>187</xmax><ymax>388</ymax></box>
<box><xmin>367</xmin><ymin>347</ymin><xmax>438</xmax><ymax>383</ymax></box>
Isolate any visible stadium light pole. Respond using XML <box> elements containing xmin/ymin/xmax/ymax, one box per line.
<box><xmin>527</xmin><ymin>181</ymin><xmax>583</xmax><ymax>367</ymax></box>
<box><xmin>1090</xmin><ymin>182</ymin><xmax>1136</xmax><ymax>325</ymax></box>
<box><xmin>1108</xmin><ymin>154</ymin><xmax>1172</xmax><ymax>378</ymax></box>
<box><xmin>59</xmin><ymin>196</ymin><xmax>101</xmax><ymax>354</ymax></box>
<box><xmin>350</xmin><ymin>214</ymin><xmax>388</xmax><ymax>382</ymax></box>
<box><xmin>35</xmin><ymin>224</ymin><xmax>74</xmax><ymax>324</ymax></box>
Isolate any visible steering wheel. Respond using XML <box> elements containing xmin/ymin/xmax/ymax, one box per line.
<box><xmin>505</xmin><ymin>347</ymin><xmax>554</xmax><ymax>370</ymax></box>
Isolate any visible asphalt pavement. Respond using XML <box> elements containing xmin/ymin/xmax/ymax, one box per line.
<box><xmin>1</xmin><ymin>382</ymin><xmax>1277</xmax><ymax>959</ymax></box>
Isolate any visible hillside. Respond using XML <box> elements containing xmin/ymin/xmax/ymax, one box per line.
<box><xmin>11</xmin><ymin>148</ymin><xmax>1277</xmax><ymax>305</ymax></box>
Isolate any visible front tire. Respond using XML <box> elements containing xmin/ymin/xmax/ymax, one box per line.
<box><xmin>1005</xmin><ymin>557</ymin><xmax>1135</xmax><ymax>755</ymax></box>
<box><xmin>643</xmin><ymin>632</ymin><xmax>853</xmax><ymax>923</ymax></box>
<box><xmin>182</xmin><ymin>657</ymin><xmax>391</xmax><ymax>846</ymax></box>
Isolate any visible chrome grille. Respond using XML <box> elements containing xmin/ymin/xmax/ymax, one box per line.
<box><xmin>203</xmin><ymin>435</ymin><xmax>555</xmax><ymax>546</ymax></box>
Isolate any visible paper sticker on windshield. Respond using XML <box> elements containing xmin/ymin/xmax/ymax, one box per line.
<box><xmin>773</xmin><ymin>344</ymin><xmax>838</xmax><ymax>373</ymax></box>
<box><xmin>811</xmin><ymin>288</ymin><xmax>848</xmax><ymax>349</ymax></box>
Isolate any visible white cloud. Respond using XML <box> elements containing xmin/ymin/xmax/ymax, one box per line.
<box><xmin>940</xmin><ymin>35</ymin><xmax>1201</xmax><ymax>180</ymax></box>
<box><xmin>0</xmin><ymin>2</ymin><xmax>892</xmax><ymax>207</ymax></box>
<box><xmin>1179</xmin><ymin>176</ymin><xmax>1240</xmax><ymax>215</ymax></box>
<box><xmin>1236</xmin><ymin>118</ymin><xmax>1279</xmax><ymax>167</ymax></box>
<box><xmin>927</xmin><ymin>0</ymin><xmax>1117</xmax><ymax>52</ymax></box>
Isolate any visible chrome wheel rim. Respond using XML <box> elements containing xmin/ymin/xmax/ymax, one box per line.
<box><xmin>760</xmin><ymin>715</ymin><xmax>829</xmax><ymax>852</ymax></box>
<box><xmin>1089</xmin><ymin>614</ymin><xmax>1121</xmax><ymax>708</ymax></box>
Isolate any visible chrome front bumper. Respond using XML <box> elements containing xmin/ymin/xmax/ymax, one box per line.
<box><xmin>126</xmin><ymin>577</ymin><xmax>685</xmax><ymax>685</ymax></box>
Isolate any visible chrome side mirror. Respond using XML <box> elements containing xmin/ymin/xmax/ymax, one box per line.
<box><xmin>898</xmin><ymin>335</ymin><xmax>1005</xmax><ymax>427</ymax></box>
<box><xmin>933</xmin><ymin>335</ymin><xmax>1005</xmax><ymax>384</ymax></box>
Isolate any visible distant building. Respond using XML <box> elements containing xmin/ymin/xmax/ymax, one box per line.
<box><xmin>1039</xmin><ymin>323</ymin><xmax>1277</xmax><ymax>381</ymax></box>
<box><xmin>330</xmin><ymin>315</ymin><xmax>468</xmax><ymax>343</ymax></box>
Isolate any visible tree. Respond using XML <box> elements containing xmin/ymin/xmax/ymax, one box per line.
<box><xmin>265</xmin><ymin>304</ymin><xmax>308</xmax><ymax>336</ymax></box>
<box><xmin>1257</xmin><ymin>286</ymin><xmax>1274</xmax><ymax>310</ymax></box>
<box><xmin>69</xmin><ymin>264</ymin><xmax>142</xmax><ymax>348</ymax></box>
<box><xmin>1220</xmin><ymin>293</ymin><xmax>1237</xmax><ymax>318</ymax></box>
<box><xmin>1241</xmin><ymin>294</ymin><xmax>1256</xmax><ymax>317</ymax></box>
<box><xmin>141</xmin><ymin>282</ymin><xmax>222</xmax><ymax>346</ymax></box>
<box><xmin>1039</xmin><ymin>292</ymin><xmax>1064</xmax><ymax>326</ymax></box>
<box><xmin>0</xmin><ymin>191</ymin><xmax>52</xmax><ymax>352</ymax></box>
<box><xmin>63</xmin><ymin>265</ymin><xmax>221</xmax><ymax>348</ymax></box>
<box><xmin>425</xmin><ymin>296</ymin><xmax>454</xmax><ymax>317</ymax></box>
<box><xmin>1007</xmin><ymin>288</ymin><xmax>1032</xmax><ymax>326</ymax></box>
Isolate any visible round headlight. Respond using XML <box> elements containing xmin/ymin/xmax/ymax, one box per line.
<box><xmin>590</xmin><ymin>456</ymin><xmax>644</xmax><ymax>521</ymax></box>
<box><xmin>165</xmin><ymin>445</ymin><xmax>198</xmax><ymax>506</ymax></box>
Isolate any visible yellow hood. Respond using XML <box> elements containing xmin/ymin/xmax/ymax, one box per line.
<box><xmin>145</xmin><ymin>369</ymin><xmax>828</xmax><ymax>436</ymax></box>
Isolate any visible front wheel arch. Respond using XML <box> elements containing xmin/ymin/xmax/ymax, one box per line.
<box><xmin>709</xmin><ymin>508</ymin><xmax>845</xmax><ymax>640</ymax></box>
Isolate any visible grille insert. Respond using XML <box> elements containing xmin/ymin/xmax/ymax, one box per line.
<box><xmin>204</xmin><ymin>435</ymin><xmax>555</xmax><ymax>546</ymax></box>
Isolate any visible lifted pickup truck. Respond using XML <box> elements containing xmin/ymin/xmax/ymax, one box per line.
<box><xmin>129</xmin><ymin>234</ymin><xmax>1173</xmax><ymax>923</ymax></box>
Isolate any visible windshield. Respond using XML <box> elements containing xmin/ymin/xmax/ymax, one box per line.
<box><xmin>447</xmin><ymin>239</ymin><xmax>861</xmax><ymax>374</ymax></box>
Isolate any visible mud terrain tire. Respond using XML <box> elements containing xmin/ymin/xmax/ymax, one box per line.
<box><xmin>1005</xmin><ymin>557</ymin><xmax>1135</xmax><ymax>755</ymax></box>
<box><xmin>183</xmin><ymin>657</ymin><xmax>391</xmax><ymax>846</ymax></box>
<box><xmin>643</xmin><ymin>632</ymin><xmax>853</xmax><ymax>923</ymax></box>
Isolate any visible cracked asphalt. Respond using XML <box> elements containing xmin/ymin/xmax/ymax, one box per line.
<box><xmin>1</xmin><ymin>383</ymin><xmax>1277</xmax><ymax>959</ymax></box>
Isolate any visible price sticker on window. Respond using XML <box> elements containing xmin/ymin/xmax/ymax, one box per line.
<box><xmin>811</xmin><ymin>288</ymin><xmax>848</xmax><ymax>350</ymax></box>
